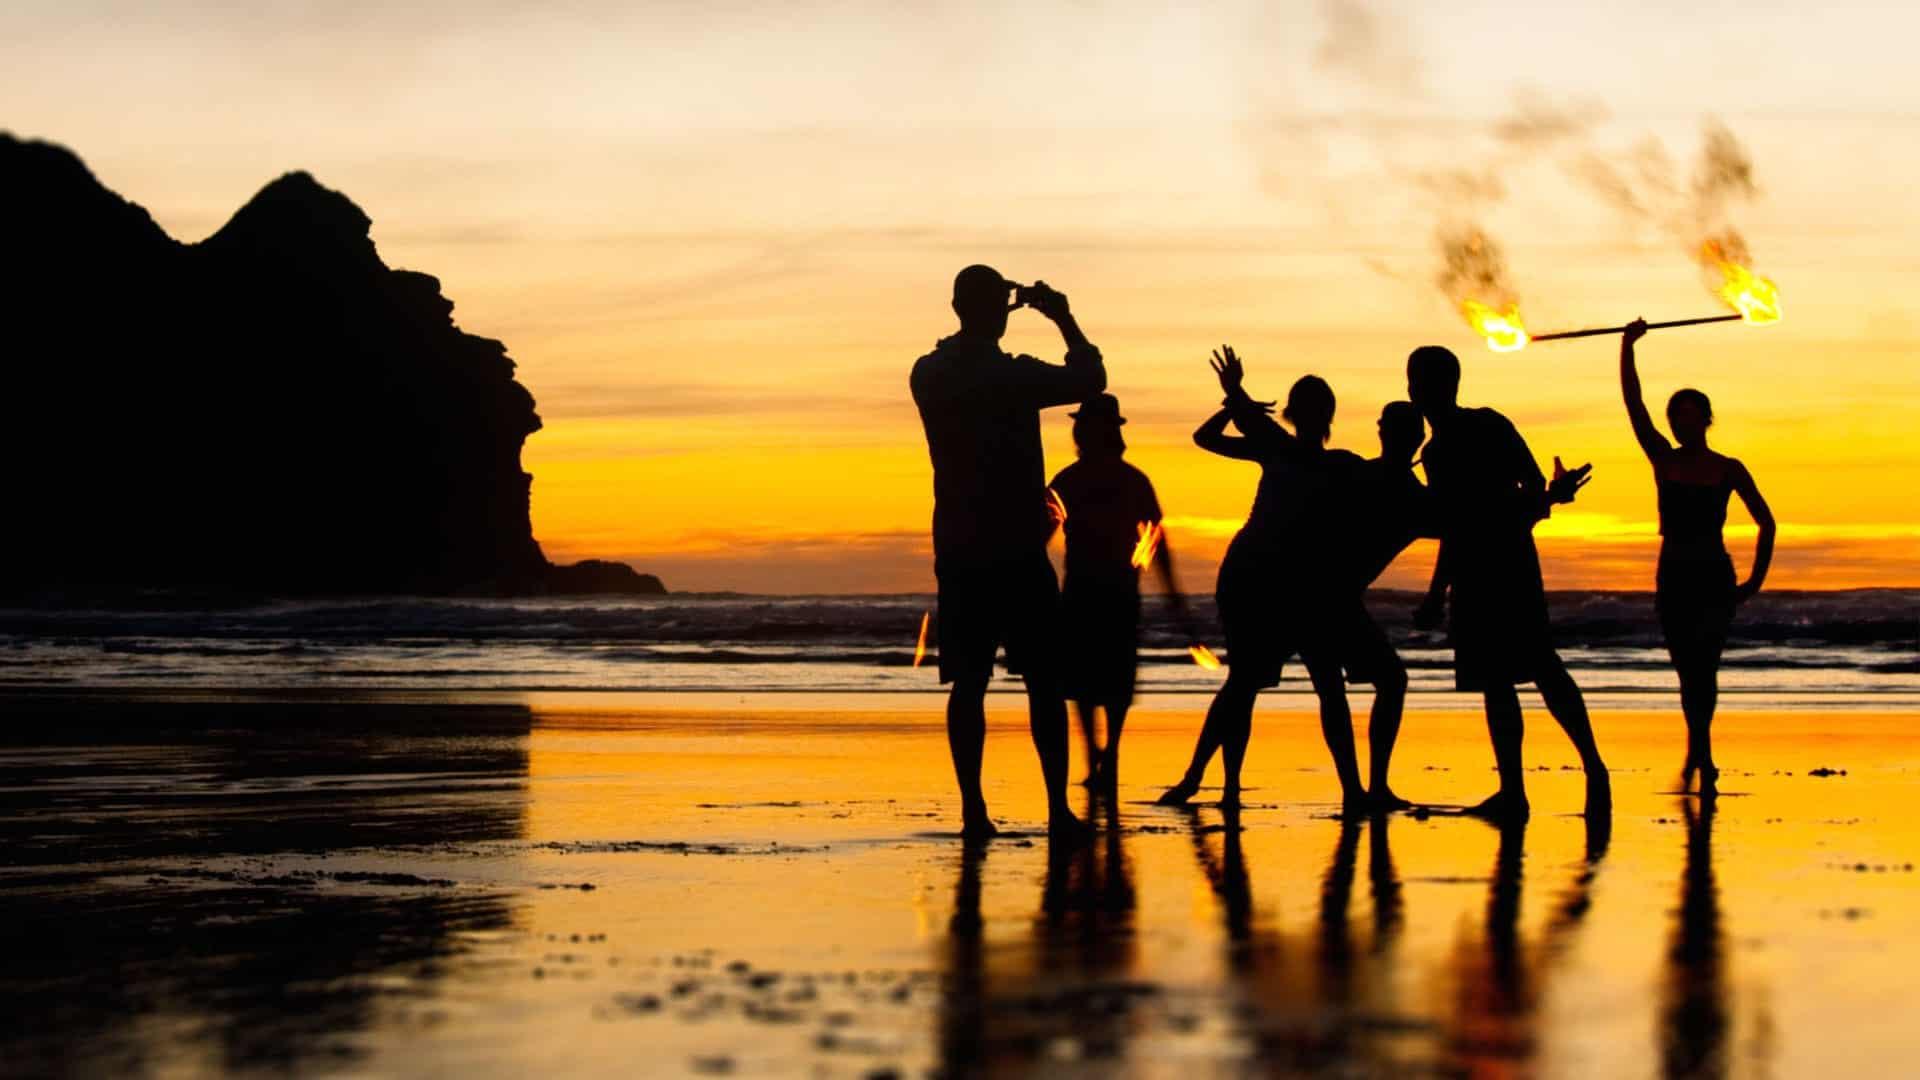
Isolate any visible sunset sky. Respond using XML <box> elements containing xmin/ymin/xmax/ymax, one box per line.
<box><xmin>7</xmin><ymin>0</ymin><xmax>1918</xmax><ymax>592</ymax></box>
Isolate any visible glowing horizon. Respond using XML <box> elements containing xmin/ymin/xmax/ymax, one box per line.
<box><xmin>7</xmin><ymin>1</ymin><xmax>1918</xmax><ymax>593</ymax></box>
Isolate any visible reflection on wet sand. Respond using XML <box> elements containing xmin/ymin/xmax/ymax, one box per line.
<box><xmin>1660</xmin><ymin>796</ymin><xmax>1745</xmax><ymax>1080</ymax></box>
<box><xmin>2</xmin><ymin>699</ymin><xmax>1883</xmax><ymax>1076</ymax></box>
<box><xmin>1443</xmin><ymin>809</ymin><xmax>1610</xmax><ymax>1074</ymax></box>
<box><xmin>1186</xmin><ymin>806</ymin><xmax>1419</xmax><ymax>1072</ymax></box>
<box><xmin>931</xmin><ymin>799</ymin><xmax>1632</xmax><ymax>1073</ymax></box>
<box><xmin>938</xmin><ymin>790</ymin><xmax>1144</xmax><ymax>1072</ymax></box>
<box><xmin>0</xmin><ymin>697</ymin><xmax>532</xmax><ymax>1075</ymax></box>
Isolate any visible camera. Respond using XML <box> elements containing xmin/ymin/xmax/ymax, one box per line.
<box><xmin>1012</xmin><ymin>281</ymin><xmax>1059</xmax><ymax>313</ymax></box>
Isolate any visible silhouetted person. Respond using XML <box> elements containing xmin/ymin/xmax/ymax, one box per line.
<box><xmin>1156</xmin><ymin>348</ymin><xmax>1368</xmax><ymax>813</ymax></box>
<box><xmin>1407</xmin><ymin>345</ymin><xmax>1607</xmax><ymax>822</ymax></box>
<box><xmin>1332</xmin><ymin>401</ymin><xmax>1440</xmax><ymax>810</ymax></box>
<box><xmin>1620</xmin><ymin>320</ymin><xmax>1776</xmax><ymax>795</ymax></box>
<box><xmin>1047</xmin><ymin>393</ymin><xmax>1186</xmax><ymax>791</ymax></box>
<box><xmin>1660</xmin><ymin>796</ymin><xmax>1729</xmax><ymax>1079</ymax></box>
<box><xmin>912</xmin><ymin>264</ymin><xmax>1105</xmax><ymax>840</ymax></box>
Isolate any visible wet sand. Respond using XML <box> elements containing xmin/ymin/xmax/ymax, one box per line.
<box><xmin>3</xmin><ymin>691</ymin><xmax>1917</xmax><ymax>1076</ymax></box>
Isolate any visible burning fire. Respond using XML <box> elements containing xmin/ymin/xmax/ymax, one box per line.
<box><xmin>1189</xmin><ymin>644</ymin><xmax>1222</xmax><ymax>670</ymax></box>
<box><xmin>1462</xmin><ymin>299</ymin><xmax>1530</xmax><ymax>352</ymax></box>
<box><xmin>1129</xmin><ymin>521</ymin><xmax>1163</xmax><ymax>570</ymax></box>
<box><xmin>1701</xmin><ymin>239</ymin><xmax>1782</xmax><ymax>324</ymax></box>
<box><xmin>912</xmin><ymin>612</ymin><xmax>930</xmax><ymax>668</ymax></box>
<box><xmin>1045</xmin><ymin>488</ymin><xmax>1069</xmax><ymax>529</ymax></box>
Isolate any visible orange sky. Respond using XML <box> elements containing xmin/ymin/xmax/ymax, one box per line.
<box><xmin>6</xmin><ymin>1</ymin><xmax>1918</xmax><ymax>592</ymax></box>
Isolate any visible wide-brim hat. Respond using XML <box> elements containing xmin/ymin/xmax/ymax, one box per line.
<box><xmin>1069</xmin><ymin>393</ymin><xmax>1126</xmax><ymax>425</ymax></box>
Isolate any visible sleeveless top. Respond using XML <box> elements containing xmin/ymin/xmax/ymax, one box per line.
<box><xmin>1656</xmin><ymin>476</ymin><xmax>1732</xmax><ymax>553</ymax></box>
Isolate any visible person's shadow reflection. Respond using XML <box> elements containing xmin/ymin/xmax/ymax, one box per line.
<box><xmin>1444</xmin><ymin>806</ymin><xmax>1611</xmax><ymax>1073</ymax></box>
<box><xmin>938</xmin><ymin>837</ymin><xmax>991</xmax><ymax>1074</ymax></box>
<box><xmin>1038</xmin><ymin>788</ymin><xmax>1138</xmax><ymax>970</ymax></box>
<box><xmin>937</xmin><ymin>789</ymin><xmax>1141</xmax><ymax>1073</ymax></box>
<box><xmin>1184</xmin><ymin>806</ymin><xmax>1411</xmax><ymax>1070</ymax></box>
<box><xmin>1660</xmin><ymin>796</ymin><xmax>1729</xmax><ymax>1079</ymax></box>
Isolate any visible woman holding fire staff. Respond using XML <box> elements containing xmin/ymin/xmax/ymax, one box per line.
<box><xmin>1619</xmin><ymin>318</ymin><xmax>1775</xmax><ymax>795</ymax></box>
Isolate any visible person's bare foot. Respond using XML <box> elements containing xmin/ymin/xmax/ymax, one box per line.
<box><xmin>1220</xmin><ymin>785</ymin><xmax>1243</xmax><ymax>810</ymax></box>
<box><xmin>960</xmin><ymin>811</ymin><xmax>1000</xmax><ymax>841</ymax></box>
<box><xmin>1697</xmin><ymin>764</ymin><xmax>1720</xmax><ymax>797</ymax></box>
<box><xmin>1680</xmin><ymin>756</ymin><xmax>1698</xmax><ymax>793</ymax></box>
<box><xmin>1155</xmin><ymin>779</ymin><xmax>1200</xmax><ymax>806</ymax></box>
<box><xmin>1368</xmin><ymin>786</ymin><xmax>1413</xmax><ymax>814</ymax></box>
<box><xmin>1048</xmin><ymin>809</ymin><xmax>1093</xmax><ymax>844</ymax></box>
<box><xmin>1338</xmin><ymin>792</ymin><xmax>1371</xmax><ymax>820</ymax></box>
<box><xmin>1465</xmin><ymin>790</ymin><xmax>1530</xmax><ymax>823</ymax></box>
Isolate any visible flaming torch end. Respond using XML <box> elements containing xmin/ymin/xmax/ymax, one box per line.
<box><xmin>1462</xmin><ymin>299</ymin><xmax>1530</xmax><ymax>353</ymax></box>
<box><xmin>1189</xmin><ymin>644</ymin><xmax>1222</xmax><ymax>671</ymax></box>
<box><xmin>912</xmin><ymin>612</ymin><xmax>930</xmax><ymax>669</ymax></box>
<box><xmin>1701</xmin><ymin>238</ymin><xmax>1783</xmax><ymax>325</ymax></box>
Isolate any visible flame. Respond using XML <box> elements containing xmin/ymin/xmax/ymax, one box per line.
<box><xmin>1189</xmin><ymin>644</ymin><xmax>1222</xmax><ymax>670</ymax></box>
<box><xmin>1045</xmin><ymin>487</ymin><xmax>1068</xmax><ymax>527</ymax></box>
<box><xmin>1129</xmin><ymin>521</ymin><xmax>1163</xmax><ymax>569</ymax></box>
<box><xmin>1462</xmin><ymin>299</ymin><xmax>1530</xmax><ymax>352</ymax></box>
<box><xmin>1701</xmin><ymin>239</ymin><xmax>1782</xmax><ymax>324</ymax></box>
<box><xmin>912</xmin><ymin>611</ymin><xmax>930</xmax><ymax>668</ymax></box>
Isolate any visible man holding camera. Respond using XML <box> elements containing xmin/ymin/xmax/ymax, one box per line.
<box><xmin>911</xmin><ymin>264</ymin><xmax>1106</xmax><ymax>841</ymax></box>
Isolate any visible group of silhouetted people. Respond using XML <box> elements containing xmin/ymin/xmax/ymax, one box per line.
<box><xmin>912</xmin><ymin>266</ymin><xmax>1775</xmax><ymax>838</ymax></box>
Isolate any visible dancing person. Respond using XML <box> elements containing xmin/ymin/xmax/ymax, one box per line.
<box><xmin>1155</xmin><ymin>347</ymin><xmax>1369</xmax><ymax>814</ymax></box>
<box><xmin>1619</xmin><ymin>318</ymin><xmax>1775</xmax><ymax>794</ymax></box>
<box><xmin>1159</xmin><ymin>392</ymin><xmax>1436</xmax><ymax>813</ymax></box>
<box><xmin>911</xmin><ymin>264</ymin><xmax>1104</xmax><ymax>840</ymax></box>
<box><xmin>1407</xmin><ymin>345</ymin><xmax>1607</xmax><ymax>822</ymax></box>
<box><xmin>1339</xmin><ymin>401</ymin><xmax>1440</xmax><ymax>809</ymax></box>
<box><xmin>1046</xmin><ymin>393</ymin><xmax>1187</xmax><ymax>791</ymax></box>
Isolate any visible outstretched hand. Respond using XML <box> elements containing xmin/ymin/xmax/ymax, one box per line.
<box><xmin>1623</xmin><ymin>317</ymin><xmax>1649</xmax><ymax>346</ymax></box>
<box><xmin>1210</xmin><ymin>346</ymin><xmax>1245</xmax><ymax>393</ymax></box>
<box><xmin>1549</xmin><ymin>456</ymin><xmax>1593</xmax><ymax>504</ymax></box>
<box><xmin>1210</xmin><ymin>346</ymin><xmax>1276</xmax><ymax>409</ymax></box>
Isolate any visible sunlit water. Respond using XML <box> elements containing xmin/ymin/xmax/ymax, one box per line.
<box><xmin>3</xmin><ymin>692</ymin><xmax>1916</xmax><ymax>1077</ymax></box>
<box><xmin>4</xmin><ymin>592</ymin><xmax>1915</xmax><ymax>697</ymax></box>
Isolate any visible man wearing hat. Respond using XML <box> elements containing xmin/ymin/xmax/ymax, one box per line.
<box><xmin>910</xmin><ymin>264</ymin><xmax>1106</xmax><ymax>840</ymax></box>
<box><xmin>1048</xmin><ymin>392</ymin><xmax>1186</xmax><ymax>792</ymax></box>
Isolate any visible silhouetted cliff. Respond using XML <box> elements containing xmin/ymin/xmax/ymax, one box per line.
<box><xmin>0</xmin><ymin>134</ymin><xmax>662</xmax><ymax>598</ymax></box>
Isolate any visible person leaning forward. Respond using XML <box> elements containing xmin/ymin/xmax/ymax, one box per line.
<box><xmin>910</xmin><ymin>264</ymin><xmax>1105</xmax><ymax>841</ymax></box>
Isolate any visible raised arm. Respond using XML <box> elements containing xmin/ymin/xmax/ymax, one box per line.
<box><xmin>1007</xmin><ymin>281</ymin><xmax>1106</xmax><ymax>409</ymax></box>
<box><xmin>1620</xmin><ymin>318</ymin><xmax>1672</xmax><ymax>462</ymax></box>
<box><xmin>1211</xmin><ymin>345</ymin><xmax>1303</xmax><ymax>459</ymax></box>
<box><xmin>1194</xmin><ymin>407</ymin><xmax>1261</xmax><ymax>461</ymax></box>
<box><xmin>1730</xmin><ymin>459</ymin><xmax>1775</xmax><ymax>602</ymax></box>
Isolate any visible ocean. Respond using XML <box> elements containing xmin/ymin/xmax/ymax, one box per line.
<box><xmin>4</xmin><ymin>589</ymin><xmax>1914</xmax><ymax>700</ymax></box>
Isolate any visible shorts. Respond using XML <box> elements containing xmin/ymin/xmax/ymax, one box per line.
<box><xmin>934</xmin><ymin>550</ymin><xmax>1062</xmax><ymax>685</ymax></box>
<box><xmin>1059</xmin><ymin>579</ymin><xmax>1141</xmax><ymax>705</ymax></box>
<box><xmin>1445</xmin><ymin>540</ymin><xmax>1557</xmax><ymax>692</ymax></box>
<box><xmin>1215</xmin><ymin>549</ymin><xmax>1398</xmax><ymax>689</ymax></box>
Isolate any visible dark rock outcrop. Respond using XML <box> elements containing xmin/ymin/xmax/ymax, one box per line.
<box><xmin>0</xmin><ymin>134</ymin><xmax>662</xmax><ymax>597</ymax></box>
